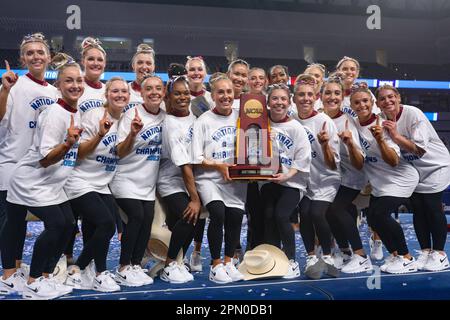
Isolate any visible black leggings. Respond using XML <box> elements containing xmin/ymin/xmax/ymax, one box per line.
<box><xmin>116</xmin><ymin>198</ymin><xmax>154</xmax><ymax>266</ymax></box>
<box><xmin>326</xmin><ymin>186</ymin><xmax>363</xmax><ymax>251</ymax></box>
<box><xmin>163</xmin><ymin>192</ymin><xmax>195</xmax><ymax>260</ymax></box>
<box><xmin>368</xmin><ymin>196</ymin><xmax>410</xmax><ymax>256</ymax></box>
<box><xmin>64</xmin><ymin>211</ymin><xmax>95</xmax><ymax>256</ymax></box>
<box><xmin>193</xmin><ymin>218</ymin><xmax>206</xmax><ymax>244</ymax></box>
<box><xmin>0</xmin><ymin>191</ymin><xmax>27</xmax><ymax>263</ymax></box>
<box><xmin>71</xmin><ymin>192</ymin><xmax>118</xmax><ymax>272</ymax></box>
<box><xmin>410</xmin><ymin>191</ymin><xmax>447</xmax><ymax>251</ymax></box>
<box><xmin>299</xmin><ymin>197</ymin><xmax>333</xmax><ymax>255</ymax></box>
<box><xmin>261</xmin><ymin>183</ymin><xmax>301</xmax><ymax>260</ymax></box>
<box><xmin>2</xmin><ymin>201</ymin><xmax>74</xmax><ymax>279</ymax></box>
<box><xmin>246</xmin><ymin>182</ymin><xmax>264</xmax><ymax>250</ymax></box>
<box><xmin>206</xmin><ymin>201</ymin><xmax>243</xmax><ymax>260</ymax></box>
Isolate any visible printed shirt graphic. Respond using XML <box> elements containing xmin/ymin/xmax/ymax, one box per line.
<box><xmin>6</xmin><ymin>103</ymin><xmax>80</xmax><ymax>207</ymax></box>
<box><xmin>391</xmin><ymin>105</ymin><xmax>450</xmax><ymax>193</ymax></box>
<box><xmin>332</xmin><ymin>113</ymin><xmax>367</xmax><ymax>190</ymax></box>
<box><xmin>64</xmin><ymin>107</ymin><xmax>120</xmax><ymax>199</ymax></box>
<box><xmin>297</xmin><ymin>112</ymin><xmax>341</xmax><ymax>202</ymax></box>
<box><xmin>157</xmin><ymin>113</ymin><xmax>196</xmax><ymax>197</ymax></box>
<box><xmin>109</xmin><ymin>104</ymin><xmax>165</xmax><ymax>201</ymax></box>
<box><xmin>267</xmin><ymin>120</ymin><xmax>311</xmax><ymax>191</ymax></box>
<box><xmin>0</xmin><ymin>75</ymin><xmax>57</xmax><ymax>190</ymax></box>
<box><xmin>355</xmin><ymin>116</ymin><xmax>419</xmax><ymax>197</ymax></box>
<box><xmin>77</xmin><ymin>82</ymin><xmax>106</xmax><ymax>117</ymax></box>
<box><xmin>191</xmin><ymin>109</ymin><xmax>247</xmax><ymax>210</ymax></box>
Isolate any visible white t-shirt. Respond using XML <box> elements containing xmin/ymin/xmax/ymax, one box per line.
<box><xmin>267</xmin><ymin>119</ymin><xmax>311</xmax><ymax>191</ymax></box>
<box><xmin>7</xmin><ymin>102</ymin><xmax>80</xmax><ymax>206</ymax></box>
<box><xmin>314</xmin><ymin>98</ymin><xmax>324</xmax><ymax>112</ymax></box>
<box><xmin>0</xmin><ymin>74</ymin><xmax>58</xmax><ymax>191</ymax></box>
<box><xmin>355</xmin><ymin>115</ymin><xmax>419</xmax><ymax>198</ymax></box>
<box><xmin>109</xmin><ymin>104</ymin><xmax>165</xmax><ymax>201</ymax></box>
<box><xmin>77</xmin><ymin>81</ymin><xmax>106</xmax><ymax>117</ymax></box>
<box><xmin>390</xmin><ymin>105</ymin><xmax>450</xmax><ymax>193</ymax></box>
<box><xmin>331</xmin><ymin>112</ymin><xmax>367</xmax><ymax>190</ymax></box>
<box><xmin>125</xmin><ymin>82</ymin><xmax>144</xmax><ymax>113</ymax></box>
<box><xmin>297</xmin><ymin>112</ymin><xmax>341</xmax><ymax>202</ymax></box>
<box><xmin>191</xmin><ymin>109</ymin><xmax>247</xmax><ymax>210</ymax></box>
<box><xmin>232</xmin><ymin>98</ymin><xmax>241</xmax><ymax>111</ymax></box>
<box><xmin>190</xmin><ymin>90</ymin><xmax>214</xmax><ymax>109</ymax></box>
<box><xmin>64</xmin><ymin>107</ymin><xmax>119</xmax><ymax>199</ymax></box>
<box><xmin>157</xmin><ymin>113</ymin><xmax>195</xmax><ymax>197</ymax></box>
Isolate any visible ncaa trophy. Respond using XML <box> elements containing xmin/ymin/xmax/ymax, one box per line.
<box><xmin>229</xmin><ymin>94</ymin><xmax>281</xmax><ymax>180</ymax></box>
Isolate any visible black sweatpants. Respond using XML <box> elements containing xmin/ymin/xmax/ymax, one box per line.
<box><xmin>206</xmin><ymin>201</ymin><xmax>244</xmax><ymax>260</ymax></box>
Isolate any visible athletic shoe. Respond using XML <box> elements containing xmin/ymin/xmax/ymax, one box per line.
<box><xmin>341</xmin><ymin>254</ymin><xmax>373</xmax><ymax>274</ymax></box>
<box><xmin>47</xmin><ymin>274</ymin><xmax>73</xmax><ymax>296</ymax></box>
<box><xmin>304</xmin><ymin>255</ymin><xmax>325</xmax><ymax>280</ymax></box>
<box><xmin>179</xmin><ymin>263</ymin><xmax>194</xmax><ymax>282</ymax></box>
<box><xmin>52</xmin><ymin>255</ymin><xmax>68</xmax><ymax>283</ymax></box>
<box><xmin>225</xmin><ymin>261</ymin><xmax>244</xmax><ymax>282</ymax></box>
<box><xmin>423</xmin><ymin>251</ymin><xmax>449</xmax><ymax>271</ymax></box>
<box><xmin>385</xmin><ymin>256</ymin><xmax>417</xmax><ymax>274</ymax></box>
<box><xmin>93</xmin><ymin>271</ymin><xmax>120</xmax><ymax>292</ymax></box>
<box><xmin>209</xmin><ymin>264</ymin><xmax>232</xmax><ymax>284</ymax></box>
<box><xmin>333</xmin><ymin>250</ymin><xmax>352</xmax><ymax>270</ymax></box>
<box><xmin>380</xmin><ymin>254</ymin><xmax>396</xmax><ymax>272</ymax></box>
<box><xmin>64</xmin><ymin>265</ymin><xmax>93</xmax><ymax>290</ymax></box>
<box><xmin>22</xmin><ymin>276</ymin><xmax>61</xmax><ymax>300</ymax></box>
<box><xmin>189</xmin><ymin>251</ymin><xmax>203</xmax><ymax>272</ymax></box>
<box><xmin>369</xmin><ymin>236</ymin><xmax>384</xmax><ymax>260</ymax></box>
<box><xmin>85</xmin><ymin>260</ymin><xmax>96</xmax><ymax>280</ymax></box>
<box><xmin>160</xmin><ymin>261</ymin><xmax>186</xmax><ymax>284</ymax></box>
<box><xmin>0</xmin><ymin>271</ymin><xmax>26</xmax><ymax>295</ymax></box>
<box><xmin>115</xmin><ymin>265</ymin><xmax>145</xmax><ymax>287</ymax></box>
<box><xmin>131</xmin><ymin>265</ymin><xmax>153</xmax><ymax>285</ymax></box>
<box><xmin>415</xmin><ymin>250</ymin><xmax>430</xmax><ymax>270</ymax></box>
<box><xmin>314</xmin><ymin>245</ymin><xmax>323</xmax><ymax>259</ymax></box>
<box><xmin>18</xmin><ymin>263</ymin><xmax>30</xmax><ymax>280</ymax></box>
<box><xmin>283</xmin><ymin>260</ymin><xmax>300</xmax><ymax>279</ymax></box>
<box><xmin>322</xmin><ymin>255</ymin><xmax>340</xmax><ymax>278</ymax></box>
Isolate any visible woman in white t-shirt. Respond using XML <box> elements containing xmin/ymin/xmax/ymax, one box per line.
<box><xmin>186</xmin><ymin>56</ymin><xmax>213</xmax><ymax>109</ymax></box>
<box><xmin>227</xmin><ymin>59</ymin><xmax>250</xmax><ymax>111</ymax></box>
<box><xmin>376</xmin><ymin>84</ymin><xmax>450</xmax><ymax>271</ymax></box>
<box><xmin>322</xmin><ymin>75</ymin><xmax>372</xmax><ymax>274</ymax></box>
<box><xmin>294</xmin><ymin>74</ymin><xmax>341</xmax><ymax>280</ymax></box>
<box><xmin>261</xmin><ymin>83</ymin><xmax>311</xmax><ymax>279</ymax></box>
<box><xmin>350</xmin><ymin>83</ymin><xmax>419</xmax><ymax>274</ymax></box>
<box><xmin>1</xmin><ymin>54</ymin><xmax>83</xmax><ymax>300</ymax></box>
<box><xmin>0</xmin><ymin>33</ymin><xmax>57</xmax><ymax>296</ymax></box>
<box><xmin>64</xmin><ymin>77</ymin><xmax>147</xmax><ymax>293</ymax></box>
<box><xmin>157</xmin><ymin>75</ymin><xmax>201</xmax><ymax>284</ymax></box>
<box><xmin>110</xmin><ymin>75</ymin><xmax>165</xmax><ymax>283</ymax></box>
<box><xmin>192</xmin><ymin>76</ymin><xmax>247</xmax><ymax>284</ymax></box>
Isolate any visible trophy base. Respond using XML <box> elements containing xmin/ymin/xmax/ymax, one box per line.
<box><xmin>229</xmin><ymin>165</ymin><xmax>279</xmax><ymax>180</ymax></box>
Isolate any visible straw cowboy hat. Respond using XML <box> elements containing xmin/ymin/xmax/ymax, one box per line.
<box><xmin>238</xmin><ymin>244</ymin><xmax>289</xmax><ymax>281</ymax></box>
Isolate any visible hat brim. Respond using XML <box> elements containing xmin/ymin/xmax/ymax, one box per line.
<box><xmin>238</xmin><ymin>244</ymin><xmax>290</xmax><ymax>281</ymax></box>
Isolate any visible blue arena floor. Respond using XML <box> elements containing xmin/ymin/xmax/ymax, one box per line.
<box><xmin>1</xmin><ymin>214</ymin><xmax>449</xmax><ymax>301</ymax></box>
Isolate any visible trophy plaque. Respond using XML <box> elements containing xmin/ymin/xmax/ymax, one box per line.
<box><xmin>229</xmin><ymin>94</ymin><xmax>281</xmax><ymax>180</ymax></box>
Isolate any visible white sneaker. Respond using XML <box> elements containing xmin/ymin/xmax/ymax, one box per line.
<box><xmin>322</xmin><ymin>255</ymin><xmax>340</xmax><ymax>278</ymax></box>
<box><xmin>423</xmin><ymin>251</ymin><xmax>449</xmax><ymax>271</ymax></box>
<box><xmin>304</xmin><ymin>255</ymin><xmax>325</xmax><ymax>280</ymax></box>
<box><xmin>47</xmin><ymin>274</ymin><xmax>73</xmax><ymax>296</ymax></box>
<box><xmin>341</xmin><ymin>254</ymin><xmax>373</xmax><ymax>274</ymax></box>
<box><xmin>160</xmin><ymin>261</ymin><xmax>187</xmax><ymax>284</ymax></box>
<box><xmin>179</xmin><ymin>263</ymin><xmax>194</xmax><ymax>282</ymax></box>
<box><xmin>283</xmin><ymin>260</ymin><xmax>300</xmax><ymax>279</ymax></box>
<box><xmin>115</xmin><ymin>265</ymin><xmax>145</xmax><ymax>287</ymax></box>
<box><xmin>385</xmin><ymin>256</ymin><xmax>417</xmax><ymax>274</ymax></box>
<box><xmin>0</xmin><ymin>271</ymin><xmax>26</xmax><ymax>295</ymax></box>
<box><xmin>18</xmin><ymin>263</ymin><xmax>30</xmax><ymax>280</ymax></box>
<box><xmin>93</xmin><ymin>271</ymin><xmax>120</xmax><ymax>292</ymax></box>
<box><xmin>415</xmin><ymin>250</ymin><xmax>430</xmax><ymax>270</ymax></box>
<box><xmin>52</xmin><ymin>255</ymin><xmax>68</xmax><ymax>283</ymax></box>
<box><xmin>225</xmin><ymin>262</ymin><xmax>244</xmax><ymax>282</ymax></box>
<box><xmin>380</xmin><ymin>254</ymin><xmax>396</xmax><ymax>272</ymax></box>
<box><xmin>332</xmin><ymin>250</ymin><xmax>352</xmax><ymax>270</ymax></box>
<box><xmin>131</xmin><ymin>265</ymin><xmax>153</xmax><ymax>285</ymax></box>
<box><xmin>370</xmin><ymin>236</ymin><xmax>384</xmax><ymax>260</ymax></box>
<box><xmin>64</xmin><ymin>265</ymin><xmax>93</xmax><ymax>290</ymax></box>
<box><xmin>314</xmin><ymin>245</ymin><xmax>323</xmax><ymax>258</ymax></box>
<box><xmin>189</xmin><ymin>252</ymin><xmax>203</xmax><ymax>272</ymax></box>
<box><xmin>22</xmin><ymin>276</ymin><xmax>61</xmax><ymax>300</ymax></box>
<box><xmin>86</xmin><ymin>260</ymin><xmax>96</xmax><ymax>280</ymax></box>
<box><xmin>209</xmin><ymin>264</ymin><xmax>232</xmax><ymax>284</ymax></box>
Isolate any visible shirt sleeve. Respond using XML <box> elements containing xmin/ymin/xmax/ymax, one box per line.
<box><xmin>191</xmin><ymin>118</ymin><xmax>205</xmax><ymax>164</ymax></box>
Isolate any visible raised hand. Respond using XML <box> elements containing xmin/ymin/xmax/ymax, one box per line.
<box><xmin>1</xmin><ymin>60</ymin><xmax>18</xmax><ymax>91</ymax></box>
<box><xmin>382</xmin><ymin>117</ymin><xmax>399</xmax><ymax>139</ymax></box>
<box><xmin>338</xmin><ymin>119</ymin><xmax>353</xmax><ymax>146</ymax></box>
<box><xmin>317</xmin><ymin>121</ymin><xmax>330</xmax><ymax>145</ymax></box>
<box><xmin>66</xmin><ymin>115</ymin><xmax>83</xmax><ymax>147</ymax></box>
<box><xmin>130</xmin><ymin>108</ymin><xmax>143</xmax><ymax>136</ymax></box>
<box><xmin>98</xmin><ymin>109</ymin><xmax>113</xmax><ymax>137</ymax></box>
<box><xmin>370</xmin><ymin>115</ymin><xmax>384</xmax><ymax>142</ymax></box>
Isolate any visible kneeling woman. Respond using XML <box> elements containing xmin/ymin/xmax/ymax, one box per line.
<box><xmin>261</xmin><ymin>83</ymin><xmax>311</xmax><ymax>278</ymax></box>
<box><xmin>2</xmin><ymin>54</ymin><xmax>83</xmax><ymax>299</ymax></box>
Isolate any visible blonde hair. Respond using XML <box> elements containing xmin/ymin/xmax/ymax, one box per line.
<box><xmin>185</xmin><ymin>56</ymin><xmax>207</xmax><ymax>72</ymax></box>
<box><xmin>336</xmin><ymin>56</ymin><xmax>360</xmax><ymax>71</ymax></box>
<box><xmin>131</xmin><ymin>43</ymin><xmax>155</xmax><ymax>65</ymax></box>
<box><xmin>20</xmin><ymin>32</ymin><xmax>50</xmax><ymax>56</ymax></box>
<box><xmin>305</xmin><ymin>63</ymin><xmax>326</xmax><ymax>76</ymax></box>
<box><xmin>81</xmin><ymin>37</ymin><xmax>106</xmax><ymax>58</ymax></box>
<box><xmin>375</xmin><ymin>84</ymin><xmax>400</xmax><ymax>100</ymax></box>
<box><xmin>210</xmin><ymin>75</ymin><xmax>232</xmax><ymax>93</ymax></box>
<box><xmin>293</xmin><ymin>73</ymin><xmax>316</xmax><ymax>93</ymax></box>
<box><xmin>51</xmin><ymin>53</ymin><xmax>81</xmax><ymax>82</ymax></box>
